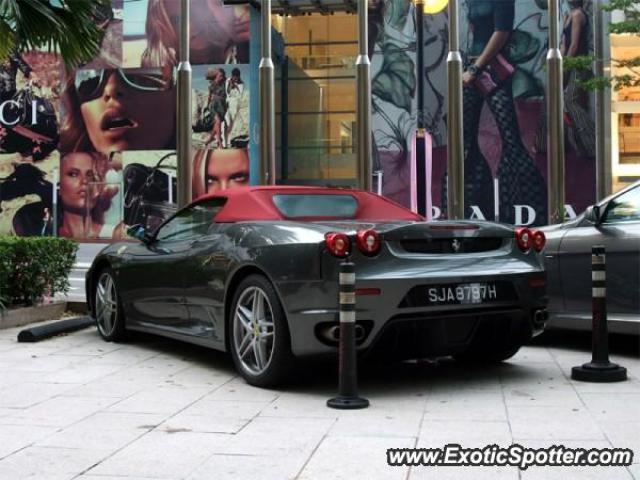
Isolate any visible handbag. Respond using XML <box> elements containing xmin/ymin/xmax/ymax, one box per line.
<box><xmin>474</xmin><ymin>54</ymin><xmax>515</xmax><ymax>97</ymax></box>
<box><xmin>193</xmin><ymin>106</ymin><xmax>214</xmax><ymax>133</ymax></box>
<box><xmin>123</xmin><ymin>153</ymin><xmax>177</xmax><ymax>229</ymax></box>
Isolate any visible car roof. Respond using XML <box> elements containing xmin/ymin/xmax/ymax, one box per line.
<box><xmin>193</xmin><ymin>186</ymin><xmax>423</xmax><ymax>222</ymax></box>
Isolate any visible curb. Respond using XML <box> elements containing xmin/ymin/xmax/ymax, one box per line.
<box><xmin>0</xmin><ymin>302</ymin><xmax>67</xmax><ymax>330</ymax></box>
<box><xmin>17</xmin><ymin>316</ymin><xmax>94</xmax><ymax>343</ymax></box>
<box><xmin>67</xmin><ymin>302</ymin><xmax>88</xmax><ymax>314</ymax></box>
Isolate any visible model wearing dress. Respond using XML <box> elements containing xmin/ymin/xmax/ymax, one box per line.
<box><xmin>444</xmin><ymin>0</ymin><xmax>548</xmax><ymax>225</ymax></box>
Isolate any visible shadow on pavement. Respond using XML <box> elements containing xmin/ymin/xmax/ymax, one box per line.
<box><xmin>123</xmin><ymin>330</ymin><xmax>236</xmax><ymax>375</ymax></box>
<box><xmin>532</xmin><ymin>329</ymin><xmax>640</xmax><ymax>359</ymax></box>
<box><xmin>106</xmin><ymin>327</ymin><xmax>638</xmax><ymax>396</ymax></box>
<box><xmin>120</xmin><ymin>329</ymin><xmax>534</xmax><ymax>395</ymax></box>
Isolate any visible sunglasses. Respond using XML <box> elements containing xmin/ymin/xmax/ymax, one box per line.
<box><xmin>75</xmin><ymin>68</ymin><xmax>175</xmax><ymax>103</ymax></box>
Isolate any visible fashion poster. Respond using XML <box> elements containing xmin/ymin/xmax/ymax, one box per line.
<box><xmin>192</xmin><ymin>147</ymin><xmax>250</xmax><ymax>200</ymax></box>
<box><xmin>369</xmin><ymin>0</ymin><xmax>596</xmax><ymax>226</ymax></box>
<box><xmin>0</xmin><ymin>153</ymin><xmax>58</xmax><ymax>237</ymax></box>
<box><xmin>57</xmin><ymin>151</ymin><xmax>124</xmax><ymax>240</ymax></box>
<box><xmin>192</xmin><ymin>64</ymin><xmax>250</xmax><ymax>149</ymax></box>
<box><xmin>122</xmin><ymin>150</ymin><xmax>177</xmax><ymax>233</ymax></box>
<box><xmin>82</xmin><ymin>0</ymin><xmax>124</xmax><ymax>70</ymax></box>
<box><xmin>1</xmin><ymin>50</ymin><xmax>62</xmax><ymax>162</ymax></box>
<box><xmin>59</xmin><ymin>66</ymin><xmax>177</xmax><ymax>154</ymax></box>
<box><xmin>123</xmin><ymin>0</ymin><xmax>250</xmax><ymax>68</ymax></box>
<box><xmin>0</xmin><ymin>49</ymin><xmax>63</xmax><ymax>237</ymax></box>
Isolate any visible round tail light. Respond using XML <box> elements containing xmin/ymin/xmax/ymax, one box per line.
<box><xmin>325</xmin><ymin>232</ymin><xmax>350</xmax><ymax>258</ymax></box>
<box><xmin>515</xmin><ymin>227</ymin><xmax>533</xmax><ymax>252</ymax></box>
<box><xmin>532</xmin><ymin>230</ymin><xmax>546</xmax><ymax>252</ymax></box>
<box><xmin>356</xmin><ymin>229</ymin><xmax>381</xmax><ymax>256</ymax></box>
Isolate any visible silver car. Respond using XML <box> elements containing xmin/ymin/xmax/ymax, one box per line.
<box><xmin>544</xmin><ymin>181</ymin><xmax>640</xmax><ymax>334</ymax></box>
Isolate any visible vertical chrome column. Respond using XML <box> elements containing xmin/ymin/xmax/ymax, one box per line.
<box><xmin>259</xmin><ymin>0</ymin><xmax>276</xmax><ymax>184</ymax></box>
<box><xmin>415</xmin><ymin>0</ymin><xmax>427</xmax><ymax>215</ymax></box>
<box><xmin>546</xmin><ymin>0</ymin><xmax>565</xmax><ymax>224</ymax></box>
<box><xmin>356</xmin><ymin>0</ymin><xmax>372</xmax><ymax>191</ymax></box>
<box><xmin>447</xmin><ymin>0</ymin><xmax>464</xmax><ymax>219</ymax></box>
<box><xmin>177</xmin><ymin>0</ymin><xmax>192</xmax><ymax>207</ymax></box>
<box><xmin>52</xmin><ymin>168</ymin><xmax>58</xmax><ymax>236</ymax></box>
<box><xmin>416</xmin><ymin>0</ymin><xmax>425</xmax><ymax>132</ymax></box>
<box><xmin>594</xmin><ymin>0</ymin><xmax>610</xmax><ymax>200</ymax></box>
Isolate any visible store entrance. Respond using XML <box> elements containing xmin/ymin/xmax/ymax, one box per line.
<box><xmin>610</xmin><ymin>33</ymin><xmax>640</xmax><ymax>192</ymax></box>
<box><xmin>273</xmin><ymin>12</ymin><xmax>358</xmax><ymax>186</ymax></box>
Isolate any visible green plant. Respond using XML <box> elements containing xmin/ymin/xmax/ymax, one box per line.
<box><xmin>0</xmin><ymin>237</ymin><xmax>78</xmax><ymax>307</ymax></box>
<box><xmin>0</xmin><ymin>242</ymin><xmax>11</xmax><ymax>313</ymax></box>
<box><xmin>0</xmin><ymin>0</ymin><xmax>110</xmax><ymax>68</ymax></box>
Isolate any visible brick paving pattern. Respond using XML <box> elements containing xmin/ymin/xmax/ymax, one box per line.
<box><xmin>0</xmin><ymin>323</ymin><xmax>638</xmax><ymax>479</ymax></box>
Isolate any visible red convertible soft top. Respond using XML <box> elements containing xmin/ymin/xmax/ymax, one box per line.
<box><xmin>196</xmin><ymin>186</ymin><xmax>423</xmax><ymax>222</ymax></box>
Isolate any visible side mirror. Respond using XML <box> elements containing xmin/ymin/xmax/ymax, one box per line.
<box><xmin>585</xmin><ymin>205</ymin><xmax>603</xmax><ymax>225</ymax></box>
<box><xmin>126</xmin><ymin>224</ymin><xmax>152</xmax><ymax>243</ymax></box>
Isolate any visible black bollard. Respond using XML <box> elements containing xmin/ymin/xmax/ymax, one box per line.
<box><xmin>571</xmin><ymin>246</ymin><xmax>627</xmax><ymax>382</ymax></box>
<box><xmin>327</xmin><ymin>260</ymin><xmax>369</xmax><ymax>409</ymax></box>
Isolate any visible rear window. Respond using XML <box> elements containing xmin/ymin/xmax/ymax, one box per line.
<box><xmin>272</xmin><ymin>194</ymin><xmax>358</xmax><ymax>218</ymax></box>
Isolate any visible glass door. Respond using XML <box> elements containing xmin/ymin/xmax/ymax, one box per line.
<box><xmin>273</xmin><ymin>13</ymin><xmax>357</xmax><ymax>186</ymax></box>
<box><xmin>610</xmin><ymin>33</ymin><xmax>640</xmax><ymax>192</ymax></box>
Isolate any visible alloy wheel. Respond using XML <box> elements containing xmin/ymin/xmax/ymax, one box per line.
<box><xmin>233</xmin><ymin>286</ymin><xmax>276</xmax><ymax>376</ymax></box>
<box><xmin>95</xmin><ymin>272</ymin><xmax>118</xmax><ymax>337</ymax></box>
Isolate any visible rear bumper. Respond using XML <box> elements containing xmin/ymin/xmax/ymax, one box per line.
<box><xmin>364</xmin><ymin>308</ymin><xmax>542</xmax><ymax>360</ymax></box>
<box><xmin>282</xmin><ymin>273</ymin><xmax>547</xmax><ymax>358</ymax></box>
<box><xmin>288</xmin><ymin>305</ymin><xmax>546</xmax><ymax>358</ymax></box>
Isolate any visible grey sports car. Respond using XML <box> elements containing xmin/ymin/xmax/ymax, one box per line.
<box><xmin>543</xmin><ymin>181</ymin><xmax>640</xmax><ymax>334</ymax></box>
<box><xmin>86</xmin><ymin>186</ymin><xmax>548</xmax><ymax>387</ymax></box>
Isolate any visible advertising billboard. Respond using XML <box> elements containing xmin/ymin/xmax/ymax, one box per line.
<box><xmin>0</xmin><ymin>0</ymin><xmax>252</xmax><ymax>241</ymax></box>
<box><xmin>370</xmin><ymin>0</ymin><xmax>597</xmax><ymax>226</ymax></box>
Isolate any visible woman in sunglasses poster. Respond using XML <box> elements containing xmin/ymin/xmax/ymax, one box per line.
<box><xmin>59</xmin><ymin>67</ymin><xmax>176</xmax><ymax>154</ymax></box>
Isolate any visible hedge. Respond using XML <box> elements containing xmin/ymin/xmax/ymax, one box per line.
<box><xmin>0</xmin><ymin>237</ymin><xmax>78</xmax><ymax>308</ymax></box>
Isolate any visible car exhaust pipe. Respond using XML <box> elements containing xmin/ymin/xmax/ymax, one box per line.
<box><xmin>321</xmin><ymin>324</ymin><xmax>366</xmax><ymax>343</ymax></box>
<box><xmin>328</xmin><ymin>325</ymin><xmax>340</xmax><ymax>341</ymax></box>
<box><xmin>533</xmin><ymin>309</ymin><xmax>548</xmax><ymax>329</ymax></box>
<box><xmin>355</xmin><ymin>324</ymin><xmax>366</xmax><ymax>341</ymax></box>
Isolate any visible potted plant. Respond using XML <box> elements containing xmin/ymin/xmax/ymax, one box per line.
<box><xmin>0</xmin><ymin>237</ymin><xmax>77</xmax><ymax>329</ymax></box>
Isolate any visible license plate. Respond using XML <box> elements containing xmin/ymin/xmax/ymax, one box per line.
<box><xmin>426</xmin><ymin>283</ymin><xmax>499</xmax><ymax>306</ymax></box>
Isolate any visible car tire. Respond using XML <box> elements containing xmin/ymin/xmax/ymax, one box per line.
<box><xmin>229</xmin><ymin>274</ymin><xmax>295</xmax><ymax>388</ymax></box>
<box><xmin>94</xmin><ymin>267</ymin><xmax>127</xmax><ymax>342</ymax></box>
<box><xmin>453</xmin><ymin>345</ymin><xmax>521</xmax><ymax>363</ymax></box>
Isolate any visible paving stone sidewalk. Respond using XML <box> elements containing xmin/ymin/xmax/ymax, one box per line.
<box><xmin>0</xmin><ymin>322</ymin><xmax>638</xmax><ymax>480</ymax></box>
